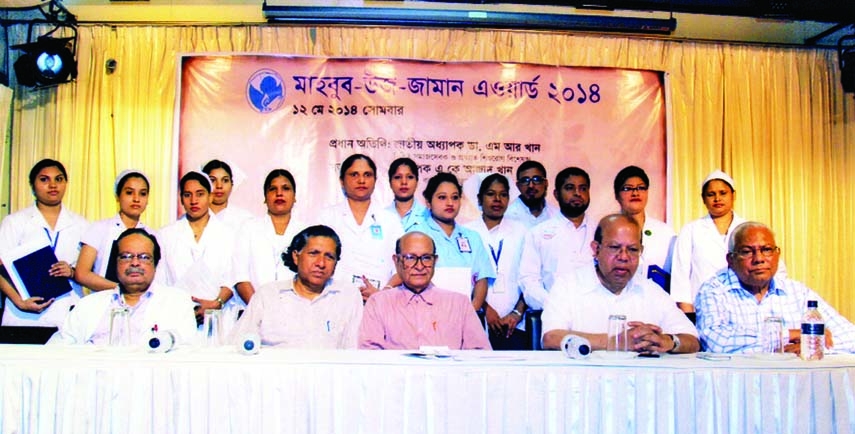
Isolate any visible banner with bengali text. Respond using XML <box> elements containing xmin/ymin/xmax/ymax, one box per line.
<box><xmin>177</xmin><ymin>55</ymin><xmax>668</xmax><ymax>224</ymax></box>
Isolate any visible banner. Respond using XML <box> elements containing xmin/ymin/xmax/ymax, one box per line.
<box><xmin>178</xmin><ymin>55</ymin><xmax>667</xmax><ymax>224</ymax></box>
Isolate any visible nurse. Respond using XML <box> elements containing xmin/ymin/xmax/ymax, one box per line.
<box><xmin>612</xmin><ymin>165</ymin><xmax>676</xmax><ymax>288</ymax></box>
<box><xmin>318</xmin><ymin>154</ymin><xmax>403</xmax><ymax>300</ymax></box>
<box><xmin>386</xmin><ymin>157</ymin><xmax>427</xmax><ymax>231</ymax></box>
<box><xmin>202</xmin><ymin>159</ymin><xmax>254</xmax><ymax>230</ymax></box>
<box><xmin>232</xmin><ymin>169</ymin><xmax>305</xmax><ymax>304</ymax></box>
<box><xmin>463</xmin><ymin>174</ymin><xmax>528</xmax><ymax>349</ymax></box>
<box><xmin>156</xmin><ymin>171</ymin><xmax>236</xmax><ymax>329</ymax></box>
<box><xmin>408</xmin><ymin>172</ymin><xmax>495</xmax><ymax>310</ymax></box>
<box><xmin>74</xmin><ymin>170</ymin><xmax>150</xmax><ymax>291</ymax></box>
<box><xmin>0</xmin><ymin>159</ymin><xmax>89</xmax><ymax>326</ymax></box>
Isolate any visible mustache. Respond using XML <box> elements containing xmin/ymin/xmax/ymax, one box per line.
<box><xmin>124</xmin><ymin>266</ymin><xmax>146</xmax><ymax>275</ymax></box>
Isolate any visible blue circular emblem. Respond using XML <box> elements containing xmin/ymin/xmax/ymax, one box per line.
<box><xmin>246</xmin><ymin>69</ymin><xmax>285</xmax><ymax>113</ymax></box>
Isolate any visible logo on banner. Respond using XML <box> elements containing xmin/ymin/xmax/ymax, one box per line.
<box><xmin>246</xmin><ymin>69</ymin><xmax>285</xmax><ymax>113</ymax></box>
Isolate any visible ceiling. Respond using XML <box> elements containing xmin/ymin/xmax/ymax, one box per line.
<box><xmin>16</xmin><ymin>0</ymin><xmax>855</xmax><ymax>48</ymax></box>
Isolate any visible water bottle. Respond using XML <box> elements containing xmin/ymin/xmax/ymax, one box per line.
<box><xmin>800</xmin><ymin>300</ymin><xmax>824</xmax><ymax>361</ymax></box>
<box><xmin>560</xmin><ymin>334</ymin><xmax>592</xmax><ymax>359</ymax></box>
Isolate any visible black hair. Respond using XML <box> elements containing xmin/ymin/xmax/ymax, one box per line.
<box><xmin>339</xmin><ymin>154</ymin><xmax>377</xmax><ymax>180</ymax></box>
<box><xmin>116</xmin><ymin>171</ymin><xmax>150</xmax><ymax>196</ymax></box>
<box><xmin>201</xmin><ymin>159</ymin><xmax>233</xmax><ymax>178</ymax></box>
<box><xmin>555</xmin><ymin>167</ymin><xmax>590</xmax><ymax>190</ymax></box>
<box><xmin>477</xmin><ymin>173</ymin><xmax>510</xmax><ymax>206</ymax></box>
<box><xmin>263</xmin><ymin>169</ymin><xmax>296</xmax><ymax>196</ymax></box>
<box><xmin>387</xmin><ymin>157</ymin><xmax>419</xmax><ymax>182</ymax></box>
<box><xmin>613</xmin><ymin>165</ymin><xmax>649</xmax><ymax>199</ymax></box>
<box><xmin>179</xmin><ymin>171</ymin><xmax>212</xmax><ymax>193</ymax></box>
<box><xmin>29</xmin><ymin>159</ymin><xmax>67</xmax><ymax>187</ymax></box>
<box><xmin>515</xmin><ymin>160</ymin><xmax>547</xmax><ymax>179</ymax></box>
<box><xmin>116</xmin><ymin>228</ymin><xmax>161</xmax><ymax>266</ymax></box>
<box><xmin>422</xmin><ymin>172</ymin><xmax>462</xmax><ymax>203</ymax></box>
<box><xmin>281</xmin><ymin>225</ymin><xmax>342</xmax><ymax>273</ymax></box>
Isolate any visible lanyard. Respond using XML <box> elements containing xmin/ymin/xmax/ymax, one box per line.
<box><xmin>44</xmin><ymin>228</ymin><xmax>59</xmax><ymax>251</ymax></box>
<box><xmin>489</xmin><ymin>239</ymin><xmax>503</xmax><ymax>267</ymax></box>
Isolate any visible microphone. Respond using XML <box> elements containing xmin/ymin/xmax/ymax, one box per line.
<box><xmin>238</xmin><ymin>333</ymin><xmax>261</xmax><ymax>355</ymax></box>
<box><xmin>560</xmin><ymin>334</ymin><xmax>592</xmax><ymax>359</ymax></box>
<box><xmin>146</xmin><ymin>329</ymin><xmax>176</xmax><ymax>353</ymax></box>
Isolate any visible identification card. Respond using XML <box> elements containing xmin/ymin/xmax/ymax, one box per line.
<box><xmin>370</xmin><ymin>224</ymin><xmax>383</xmax><ymax>240</ymax></box>
<box><xmin>456</xmin><ymin>236</ymin><xmax>471</xmax><ymax>253</ymax></box>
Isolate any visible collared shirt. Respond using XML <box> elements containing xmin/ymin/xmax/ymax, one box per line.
<box><xmin>695</xmin><ymin>268</ymin><xmax>855</xmax><ymax>353</ymax></box>
<box><xmin>229</xmin><ymin>278</ymin><xmax>363</xmax><ymax>349</ymax></box>
<box><xmin>51</xmin><ymin>283</ymin><xmax>197</xmax><ymax>346</ymax></box>
<box><xmin>464</xmin><ymin>216</ymin><xmax>526</xmax><ymax>330</ymax></box>
<box><xmin>318</xmin><ymin>199</ymin><xmax>403</xmax><ymax>290</ymax></box>
<box><xmin>518</xmin><ymin>213</ymin><xmax>597</xmax><ymax>310</ymax></box>
<box><xmin>359</xmin><ymin>284</ymin><xmax>491</xmax><ymax>350</ymax></box>
<box><xmin>212</xmin><ymin>205</ymin><xmax>255</xmax><ymax>233</ymax></box>
<box><xmin>0</xmin><ymin>204</ymin><xmax>89</xmax><ymax>326</ymax></box>
<box><xmin>407</xmin><ymin>214</ymin><xmax>496</xmax><ymax>297</ymax></box>
<box><xmin>504</xmin><ymin>197</ymin><xmax>559</xmax><ymax>229</ymax></box>
<box><xmin>231</xmin><ymin>214</ymin><xmax>306</xmax><ymax>289</ymax></box>
<box><xmin>386</xmin><ymin>200</ymin><xmax>428</xmax><ymax>232</ymax></box>
<box><xmin>542</xmin><ymin>265</ymin><xmax>697</xmax><ymax>338</ymax></box>
<box><xmin>79</xmin><ymin>213</ymin><xmax>148</xmax><ymax>278</ymax></box>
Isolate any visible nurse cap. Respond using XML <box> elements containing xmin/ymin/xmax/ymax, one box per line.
<box><xmin>701</xmin><ymin>170</ymin><xmax>735</xmax><ymax>191</ymax></box>
<box><xmin>114</xmin><ymin>169</ymin><xmax>149</xmax><ymax>195</ymax></box>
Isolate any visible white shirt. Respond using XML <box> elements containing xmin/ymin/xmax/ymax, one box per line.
<box><xmin>541</xmin><ymin>265</ymin><xmax>698</xmax><ymax>338</ymax></box>
<box><xmin>0</xmin><ymin>204</ymin><xmax>88</xmax><ymax>326</ymax></box>
<box><xmin>636</xmin><ymin>216</ymin><xmax>677</xmax><ymax>281</ymax></box>
<box><xmin>231</xmin><ymin>215</ymin><xmax>306</xmax><ymax>289</ymax></box>
<box><xmin>155</xmin><ymin>212</ymin><xmax>239</xmax><ymax>331</ymax></box>
<box><xmin>504</xmin><ymin>197</ymin><xmax>559</xmax><ymax>229</ymax></box>
<box><xmin>79</xmin><ymin>213</ymin><xmax>148</xmax><ymax>277</ymax></box>
<box><xmin>317</xmin><ymin>200</ymin><xmax>403</xmax><ymax>291</ymax></box>
<box><xmin>212</xmin><ymin>205</ymin><xmax>255</xmax><ymax>232</ymax></box>
<box><xmin>50</xmin><ymin>283</ymin><xmax>198</xmax><ymax>346</ymax></box>
<box><xmin>229</xmin><ymin>278</ymin><xmax>363</xmax><ymax>349</ymax></box>
<box><xmin>464</xmin><ymin>217</ymin><xmax>527</xmax><ymax>330</ymax></box>
<box><xmin>518</xmin><ymin>213</ymin><xmax>597</xmax><ymax>310</ymax></box>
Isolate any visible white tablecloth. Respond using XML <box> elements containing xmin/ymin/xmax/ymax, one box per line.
<box><xmin>1</xmin><ymin>345</ymin><xmax>853</xmax><ymax>434</ymax></box>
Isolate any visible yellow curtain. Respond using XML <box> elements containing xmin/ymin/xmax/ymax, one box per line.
<box><xmin>7</xmin><ymin>25</ymin><xmax>855</xmax><ymax>317</ymax></box>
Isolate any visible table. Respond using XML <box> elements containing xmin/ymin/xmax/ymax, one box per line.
<box><xmin>1</xmin><ymin>345</ymin><xmax>854</xmax><ymax>434</ymax></box>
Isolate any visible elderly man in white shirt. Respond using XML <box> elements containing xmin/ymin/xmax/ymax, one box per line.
<box><xmin>52</xmin><ymin>229</ymin><xmax>197</xmax><ymax>346</ymax></box>
<box><xmin>541</xmin><ymin>214</ymin><xmax>699</xmax><ymax>354</ymax></box>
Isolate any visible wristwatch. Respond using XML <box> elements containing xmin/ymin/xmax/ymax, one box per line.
<box><xmin>667</xmin><ymin>334</ymin><xmax>681</xmax><ymax>353</ymax></box>
<box><xmin>510</xmin><ymin>309</ymin><xmax>523</xmax><ymax>317</ymax></box>
<box><xmin>215</xmin><ymin>297</ymin><xmax>225</xmax><ymax>309</ymax></box>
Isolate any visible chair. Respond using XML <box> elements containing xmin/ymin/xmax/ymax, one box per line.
<box><xmin>0</xmin><ymin>326</ymin><xmax>58</xmax><ymax>344</ymax></box>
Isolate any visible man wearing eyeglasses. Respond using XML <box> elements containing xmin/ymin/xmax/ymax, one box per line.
<box><xmin>51</xmin><ymin>228</ymin><xmax>197</xmax><ymax>345</ymax></box>
<box><xmin>695</xmin><ymin>221</ymin><xmax>855</xmax><ymax>354</ymax></box>
<box><xmin>505</xmin><ymin>161</ymin><xmax>558</xmax><ymax>228</ymax></box>
<box><xmin>541</xmin><ymin>214</ymin><xmax>699</xmax><ymax>353</ymax></box>
<box><xmin>358</xmin><ymin>231</ymin><xmax>491</xmax><ymax>350</ymax></box>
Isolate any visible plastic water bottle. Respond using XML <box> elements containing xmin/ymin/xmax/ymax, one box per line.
<box><xmin>800</xmin><ymin>300</ymin><xmax>824</xmax><ymax>361</ymax></box>
<box><xmin>560</xmin><ymin>334</ymin><xmax>592</xmax><ymax>359</ymax></box>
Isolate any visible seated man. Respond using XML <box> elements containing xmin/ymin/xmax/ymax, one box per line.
<box><xmin>541</xmin><ymin>214</ymin><xmax>699</xmax><ymax>353</ymax></box>
<box><xmin>696</xmin><ymin>221</ymin><xmax>855</xmax><ymax>353</ymax></box>
<box><xmin>359</xmin><ymin>231</ymin><xmax>491</xmax><ymax>350</ymax></box>
<box><xmin>51</xmin><ymin>229</ymin><xmax>197</xmax><ymax>345</ymax></box>
<box><xmin>229</xmin><ymin>225</ymin><xmax>363</xmax><ymax>349</ymax></box>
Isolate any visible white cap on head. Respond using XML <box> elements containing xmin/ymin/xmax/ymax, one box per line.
<box><xmin>701</xmin><ymin>170</ymin><xmax>735</xmax><ymax>191</ymax></box>
<box><xmin>114</xmin><ymin>169</ymin><xmax>149</xmax><ymax>195</ymax></box>
<box><xmin>181</xmin><ymin>170</ymin><xmax>213</xmax><ymax>191</ymax></box>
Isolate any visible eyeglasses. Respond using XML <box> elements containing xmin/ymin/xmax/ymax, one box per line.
<box><xmin>398</xmin><ymin>254</ymin><xmax>437</xmax><ymax>268</ymax></box>
<box><xmin>731</xmin><ymin>246</ymin><xmax>780</xmax><ymax>259</ymax></box>
<box><xmin>600</xmin><ymin>244</ymin><xmax>642</xmax><ymax>258</ymax></box>
<box><xmin>620</xmin><ymin>185</ymin><xmax>648</xmax><ymax>193</ymax></box>
<box><xmin>517</xmin><ymin>176</ymin><xmax>545</xmax><ymax>186</ymax></box>
<box><xmin>117</xmin><ymin>253</ymin><xmax>155</xmax><ymax>264</ymax></box>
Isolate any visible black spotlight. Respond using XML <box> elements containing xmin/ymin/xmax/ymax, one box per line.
<box><xmin>13</xmin><ymin>36</ymin><xmax>77</xmax><ymax>88</ymax></box>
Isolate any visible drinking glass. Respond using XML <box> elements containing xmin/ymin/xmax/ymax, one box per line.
<box><xmin>761</xmin><ymin>316</ymin><xmax>784</xmax><ymax>353</ymax></box>
<box><xmin>109</xmin><ymin>307</ymin><xmax>131</xmax><ymax>347</ymax></box>
<box><xmin>607</xmin><ymin>314</ymin><xmax>628</xmax><ymax>353</ymax></box>
<box><xmin>202</xmin><ymin>309</ymin><xmax>223</xmax><ymax>347</ymax></box>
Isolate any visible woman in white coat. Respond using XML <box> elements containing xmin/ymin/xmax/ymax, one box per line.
<box><xmin>74</xmin><ymin>170</ymin><xmax>150</xmax><ymax>292</ymax></box>
<box><xmin>156</xmin><ymin>171</ymin><xmax>236</xmax><ymax>330</ymax></box>
<box><xmin>0</xmin><ymin>159</ymin><xmax>88</xmax><ymax>326</ymax></box>
<box><xmin>202</xmin><ymin>159</ymin><xmax>254</xmax><ymax>231</ymax></box>
<box><xmin>232</xmin><ymin>169</ymin><xmax>305</xmax><ymax>304</ymax></box>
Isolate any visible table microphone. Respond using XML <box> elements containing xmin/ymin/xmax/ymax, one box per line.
<box><xmin>560</xmin><ymin>334</ymin><xmax>592</xmax><ymax>359</ymax></box>
<box><xmin>238</xmin><ymin>333</ymin><xmax>261</xmax><ymax>355</ymax></box>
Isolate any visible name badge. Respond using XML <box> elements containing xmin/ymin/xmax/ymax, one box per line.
<box><xmin>370</xmin><ymin>224</ymin><xmax>383</xmax><ymax>240</ymax></box>
<box><xmin>457</xmin><ymin>236</ymin><xmax>471</xmax><ymax>253</ymax></box>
